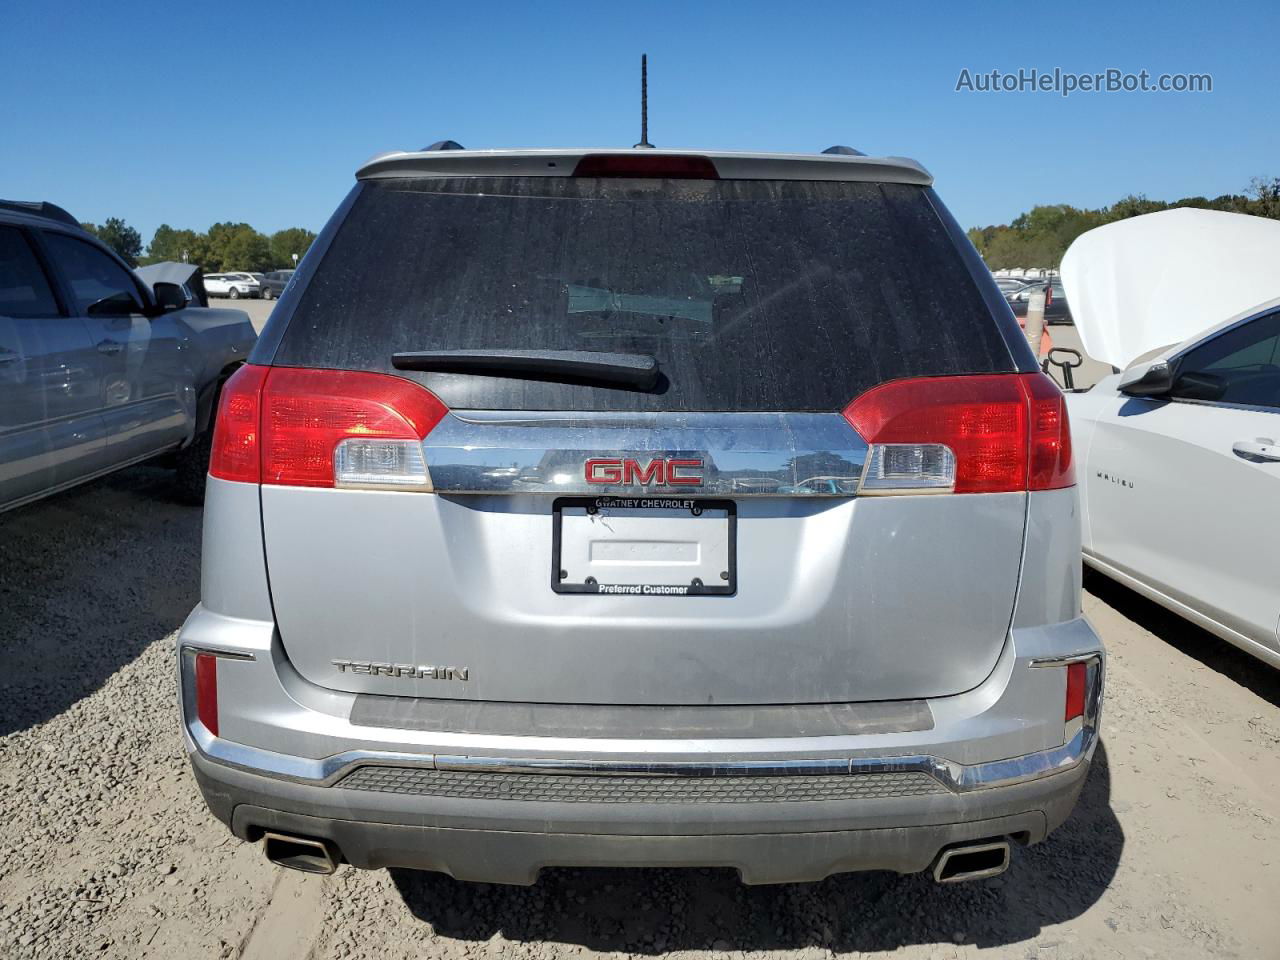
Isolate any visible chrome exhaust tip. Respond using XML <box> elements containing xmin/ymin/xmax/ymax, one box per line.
<box><xmin>931</xmin><ymin>840</ymin><xmax>1010</xmax><ymax>883</ymax></box>
<box><xmin>262</xmin><ymin>832</ymin><xmax>339</xmax><ymax>875</ymax></box>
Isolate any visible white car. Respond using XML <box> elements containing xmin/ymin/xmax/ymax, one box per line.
<box><xmin>1064</xmin><ymin>208</ymin><xmax>1280</xmax><ymax>669</ymax></box>
<box><xmin>204</xmin><ymin>272</ymin><xmax>260</xmax><ymax>299</ymax></box>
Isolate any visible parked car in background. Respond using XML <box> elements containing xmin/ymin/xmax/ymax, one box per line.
<box><xmin>1011</xmin><ymin>280</ymin><xmax>1073</xmax><ymax>325</ymax></box>
<box><xmin>179</xmin><ymin>143</ymin><xmax>1101</xmax><ymax>887</ymax></box>
<box><xmin>1064</xmin><ymin>208</ymin><xmax>1280</xmax><ymax>670</ymax></box>
<box><xmin>260</xmin><ymin>269</ymin><xmax>294</xmax><ymax>300</ymax></box>
<box><xmin>205</xmin><ymin>272</ymin><xmax>260</xmax><ymax>299</ymax></box>
<box><xmin>0</xmin><ymin>199</ymin><xmax>258</xmax><ymax>510</ymax></box>
<box><xmin>995</xmin><ymin>277</ymin><xmax>1033</xmax><ymax>298</ymax></box>
<box><xmin>1006</xmin><ymin>277</ymin><xmax>1058</xmax><ymax>298</ymax></box>
<box><xmin>136</xmin><ymin>261</ymin><xmax>210</xmax><ymax>308</ymax></box>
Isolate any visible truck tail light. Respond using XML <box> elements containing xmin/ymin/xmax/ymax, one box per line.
<box><xmin>843</xmin><ymin>373</ymin><xmax>1074</xmax><ymax>494</ymax></box>
<box><xmin>209</xmin><ymin>365</ymin><xmax>448</xmax><ymax>489</ymax></box>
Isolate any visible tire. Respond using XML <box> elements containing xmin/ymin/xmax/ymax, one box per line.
<box><xmin>173</xmin><ymin>427</ymin><xmax>213</xmax><ymax>505</ymax></box>
<box><xmin>263</xmin><ymin>287</ymin><xmax>275</xmax><ymax>301</ymax></box>
<box><xmin>229</xmin><ymin>287</ymin><xmax>241</xmax><ymax>300</ymax></box>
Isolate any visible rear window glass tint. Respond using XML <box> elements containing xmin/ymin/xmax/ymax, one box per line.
<box><xmin>274</xmin><ymin>177</ymin><xmax>1014</xmax><ymax>411</ymax></box>
<box><xmin>0</xmin><ymin>226</ymin><xmax>60</xmax><ymax>318</ymax></box>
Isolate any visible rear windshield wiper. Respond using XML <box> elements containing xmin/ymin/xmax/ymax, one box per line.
<box><xmin>391</xmin><ymin>349</ymin><xmax>660</xmax><ymax>390</ymax></box>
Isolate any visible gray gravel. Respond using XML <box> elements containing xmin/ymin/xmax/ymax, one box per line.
<box><xmin>1</xmin><ymin>462</ymin><xmax>1278</xmax><ymax>959</ymax></box>
<box><xmin>0</xmin><ymin>467</ymin><xmax>279</xmax><ymax>958</ymax></box>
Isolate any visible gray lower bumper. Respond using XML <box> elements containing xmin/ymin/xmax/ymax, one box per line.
<box><xmin>190</xmin><ymin>748</ymin><xmax>1090</xmax><ymax>884</ymax></box>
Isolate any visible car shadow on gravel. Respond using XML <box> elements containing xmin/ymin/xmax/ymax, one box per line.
<box><xmin>1085</xmin><ymin>569</ymin><xmax>1280</xmax><ymax>707</ymax></box>
<box><xmin>389</xmin><ymin>743</ymin><xmax>1122</xmax><ymax>953</ymax></box>
<box><xmin>0</xmin><ymin>465</ymin><xmax>201</xmax><ymax>738</ymax></box>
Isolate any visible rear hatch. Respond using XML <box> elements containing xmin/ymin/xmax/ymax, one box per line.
<box><xmin>251</xmin><ymin>163</ymin><xmax>1039</xmax><ymax>706</ymax></box>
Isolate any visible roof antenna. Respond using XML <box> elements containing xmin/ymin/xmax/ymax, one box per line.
<box><xmin>634</xmin><ymin>54</ymin><xmax>654</xmax><ymax>148</ymax></box>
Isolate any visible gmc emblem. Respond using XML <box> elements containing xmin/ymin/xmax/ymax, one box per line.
<box><xmin>584</xmin><ymin>457</ymin><xmax>704</xmax><ymax>486</ymax></box>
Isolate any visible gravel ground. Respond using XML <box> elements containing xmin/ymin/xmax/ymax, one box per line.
<box><xmin>2</xmin><ymin>459</ymin><xmax>1278</xmax><ymax>959</ymax></box>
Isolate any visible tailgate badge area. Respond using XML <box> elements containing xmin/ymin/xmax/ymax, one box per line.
<box><xmin>585</xmin><ymin>457</ymin><xmax>704</xmax><ymax>486</ymax></box>
<box><xmin>332</xmin><ymin>660</ymin><xmax>470</xmax><ymax>681</ymax></box>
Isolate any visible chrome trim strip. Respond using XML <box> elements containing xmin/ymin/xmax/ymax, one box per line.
<box><xmin>1028</xmin><ymin>652</ymin><xmax>1102</xmax><ymax>668</ymax></box>
<box><xmin>421</xmin><ymin>410</ymin><xmax>868</xmax><ymax>497</ymax></box>
<box><xmin>189</xmin><ymin>724</ymin><xmax>435</xmax><ymax>787</ymax></box>
<box><xmin>436</xmin><ymin>728</ymin><xmax>1097</xmax><ymax>792</ymax></box>
<box><xmin>191</xmin><ymin>722</ymin><xmax>1096</xmax><ymax>793</ymax></box>
<box><xmin>179</xmin><ymin>643</ymin><xmax>257</xmax><ymax>662</ymax></box>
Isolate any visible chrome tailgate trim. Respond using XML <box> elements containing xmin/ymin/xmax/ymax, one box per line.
<box><xmin>423</xmin><ymin>410</ymin><xmax>868</xmax><ymax>496</ymax></box>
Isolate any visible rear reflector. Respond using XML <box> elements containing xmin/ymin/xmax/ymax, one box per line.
<box><xmin>195</xmin><ymin>653</ymin><xmax>219</xmax><ymax>736</ymax></box>
<box><xmin>1064</xmin><ymin>661</ymin><xmax>1087</xmax><ymax>722</ymax></box>
<box><xmin>843</xmin><ymin>373</ymin><xmax>1074</xmax><ymax>494</ymax></box>
<box><xmin>572</xmin><ymin>154</ymin><xmax>720</xmax><ymax>179</ymax></box>
<box><xmin>209</xmin><ymin>365</ymin><xmax>448</xmax><ymax>488</ymax></box>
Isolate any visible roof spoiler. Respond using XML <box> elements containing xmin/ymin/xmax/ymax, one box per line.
<box><xmin>357</xmin><ymin>148</ymin><xmax>933</xmax><ymax>185</ymax></box>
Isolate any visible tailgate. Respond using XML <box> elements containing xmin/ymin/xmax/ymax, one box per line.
<box><xmin>261</xmin><ymin>411</ymin><xmax>1025</xmax><ymax>705</ymax></box>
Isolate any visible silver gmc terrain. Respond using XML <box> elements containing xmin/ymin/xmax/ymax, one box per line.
<box><xmin>179</xmin><ymin>144</ymin><xmax>1104</xmax><ymax>885</ymax></box>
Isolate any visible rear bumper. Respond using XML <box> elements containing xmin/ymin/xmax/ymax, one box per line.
<box><xmin>179</xmin><ymin>609</ymin><xmax>1103</xmax><ymax>883</ymax></box>
<box><xmin>192</xmin><ymin>747</ymin><xmax>1089</xmax><ymax>884</ymax></box>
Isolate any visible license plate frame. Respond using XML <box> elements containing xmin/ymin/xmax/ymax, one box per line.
<box><xmin>551</xmin><ymin>496</ymin><xmax>737</xmax><ymax>597</ymax></box>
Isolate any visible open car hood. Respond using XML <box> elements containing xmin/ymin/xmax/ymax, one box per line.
<box><xmin>1060</xmin><ymin>209</ymin><xmax>1280</xmax><ymax>370</ymax></box>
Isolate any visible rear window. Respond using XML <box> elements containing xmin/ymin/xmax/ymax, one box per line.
<box><xmin>275</xmin><ymin>177</ymin><xmax>1015</xmax><ymax>411</ymax></box>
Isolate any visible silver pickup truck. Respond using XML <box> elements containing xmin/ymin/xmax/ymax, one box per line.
<box><xmin>0</xmin><ymin>200</ymin><xmax>257</xmax><ymax>511</ymax></box>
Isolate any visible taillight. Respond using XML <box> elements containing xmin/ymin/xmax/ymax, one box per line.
<box><xmin>843</xmin><ymin>373</ymin><xmax>1074</xmax><ymax>494</ymax></box>
<box><xmin>208</xmin><ymin>365</ymin><xmax>448</xmax><ymax>489</ymax></box>
<box><xmin>1064</xmin><ymin>661</ymin><xmax>1087</xmax><ymax>722</ymax></box>
<box><xmin>209</xmin><ymin>364</ymin><xmax>268</xmax><ymax>484</ymax></box>
<box><xmin>572</xmin><ymin>154</ymin><xmax>720</xmax><ymax>179</ymax></box>
<box><xmin>260</xmin><ymin>368</ymin><xmax>447</xmax><ymax>487</ymax></box>
<box><xmin>1024</xmin><ymin>373</ymin><xmax>1075</xmax><ymax>490</ymax></box>
<box><xmin>195</xmin><ymin>653</ymin><xmax>219</xmax><ymax>736</ymax></box>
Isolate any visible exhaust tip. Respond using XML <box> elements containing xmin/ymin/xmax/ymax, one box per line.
<box><xmin>263</xmin><ymin>832</ymin><xmax>339</xmax><ymax>875</ymax></box>
<box><xmin>931</xmin><ymin>840</ymin><xmax>1010</xmax><ymax>883</ymax></box>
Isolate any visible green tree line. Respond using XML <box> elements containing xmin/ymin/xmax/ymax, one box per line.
<box><xmin>80</xmin><ymin>219</ymin><xmax>316</xmax><ymax>272</ymax></box>
<box><xmin>969</xmin><ymin>177</ymin><xmax>1280</xmax><ymax>270</ymax></box>
<box><xmin>78</xmin><ymin>218</ymin><xmax>143</xmax><ymax>265</ymax></box>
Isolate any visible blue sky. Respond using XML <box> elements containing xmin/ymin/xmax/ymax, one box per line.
<box><xmin>3</xmin><ymin>0</ymin><xmax>1276</xmax><ymax>244</ymax></box>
